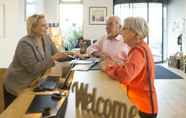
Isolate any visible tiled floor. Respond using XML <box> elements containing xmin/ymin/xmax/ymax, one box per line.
<box><xmin>155</xmin><ymin>64</ymin><xmax>186</xmax><ymax>118</ymax></box>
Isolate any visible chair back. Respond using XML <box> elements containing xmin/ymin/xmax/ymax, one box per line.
<box><xmin>0</xmin><ymin>68</ymin><xmax>7</xmax><ymax>113</ymax></box>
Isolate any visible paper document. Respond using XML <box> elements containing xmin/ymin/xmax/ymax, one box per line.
<box><xmin>70</xmin><ymin>57</ymin><xmax>101</xmax><ymax>65</ymax></box>
<box><xmin>72</xmin><ymin>61</ymin><xmax>99</xmax><ymax>71</ymax></box>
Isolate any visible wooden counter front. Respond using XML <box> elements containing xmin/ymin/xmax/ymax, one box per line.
<box><xmin>0</xmin><ymin>89</ymin><xmax>68</xmax><ymax>118</ymax></box>
<box><xmin>0</xmin><ymin>62</ymin><xmax>69</xmax><ymax>118</ymax></box>
<box><xmin>0</xmin><ymin>69</ymin><xmax>139</xmax><ymax>118</ymax></box>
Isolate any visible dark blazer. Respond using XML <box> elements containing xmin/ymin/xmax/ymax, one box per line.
<box><xmin>4</xmin><ymin>35</ymin><xmax>57</xmax><ymax>96</ymax></box>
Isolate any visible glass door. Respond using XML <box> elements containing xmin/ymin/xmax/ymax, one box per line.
<box><xmin>131</xmin><ymin>3</ymin><xmax>148</xmax><ymax>42</ymax></box>
<box><xmin>149</xmin><ymin>3</ymin><xmax>163</xmax><ymax>62</ymax></box>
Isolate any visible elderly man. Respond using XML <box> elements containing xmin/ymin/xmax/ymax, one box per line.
<box><xmin>87</xmin><ymin>16</ymin><xmax>129</xmax><ymax>62</ymax></box>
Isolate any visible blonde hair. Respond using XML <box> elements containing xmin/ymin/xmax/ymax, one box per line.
<box><xmin>123</xmin><ymin>17</ymin><xmax>149</xmax><ymax>39</ymax></box>
<box><xmin>26</xmin><ymin>14</ymin><xmax>45</xmax><ymax>35</ymax></box>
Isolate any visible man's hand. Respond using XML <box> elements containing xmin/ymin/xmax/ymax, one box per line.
<box><xmin>91</xmin><ymin>52</ymin><xmax>101</xmax><ymax>57</ymax></box>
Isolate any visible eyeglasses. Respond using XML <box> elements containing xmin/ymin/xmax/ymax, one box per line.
<box><xmin>122</xmin><ymin>27</ymin><xmax>135</xmax><ymax>32</ymax></box>
<box><xmin>122</xmin><ymin>27</ymin><xmax>129</xmax><ymax>31</ymax></box>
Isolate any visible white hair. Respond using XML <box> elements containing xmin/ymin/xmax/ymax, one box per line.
<box><xmin>106</xmin><ymin>16</ymin><xmax>122</xmax><ymax>26</ymax></box>
<box><xmin>123</xmin><ymin>17</ymin><xmax>149</xmax><ymax>39</ymax></box>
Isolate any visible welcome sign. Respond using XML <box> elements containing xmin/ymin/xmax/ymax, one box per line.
<box><xmin>71</xmin><ymin>82</ymin><xmax>138</xmax><ymax>118</ymax></box>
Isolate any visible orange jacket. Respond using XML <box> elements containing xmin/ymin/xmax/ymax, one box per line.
<box><xmin>105</xmin><ymin>41</ymin><xmax>158</xmax><ymax>114</ymax></box>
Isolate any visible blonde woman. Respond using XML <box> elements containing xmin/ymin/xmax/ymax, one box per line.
<box><xmin>103</xmin><ymin>17</ymin><xmax>158</xmax><ymax>118</ymax></box>
<box><xmin>4</xmin><ymin>14</ymin><xmax>68</xmax><ymax>108</ymax></box>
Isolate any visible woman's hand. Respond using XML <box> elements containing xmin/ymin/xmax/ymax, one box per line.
<box><xmin>100</xmin><ymin>55</ymin><xmax>113</xmax><ymax>71</ymax></box>
<box><xmin>100</xmin><ymin>60</ymin><xmax>107</xmax><ymax>71</ymax></box>
<box><xmin>52</xmin><ymin>52</ymin><xmax>68</xmax><ymax>61</ymax></box>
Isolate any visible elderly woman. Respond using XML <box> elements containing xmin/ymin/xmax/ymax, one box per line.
<box><xmin>3</xmin><ymin>14</ymin><xmax>68</xmax><ymax>108</ymax></box>
<box><xmin>103</xmin><ymin>17</ymin><xmax>158</xmax><ymax>118</ymax></box>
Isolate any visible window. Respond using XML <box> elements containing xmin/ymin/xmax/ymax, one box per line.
<box><xmin>26</xmin><ymin>0</ymin><xmax>37</xmax><ymax>18</ymax></box>
<box><xmin>61</xmin><ymin>0</ymin><xmax>82</xmax><ymax>2</ymax></box>
<box><xmin>114</xmin><ymin>2</ymin><xmax>164</xmax><ymax>63</ymax></box>
<box><xmin>149</xmin><ymin>3</ymin><xmax>163</xmax><ymax>62</ymax></box>
<box><xmin>59</xmin><ymin>1</ymin><xmax>83</xmax><ymax>50</ymax></box>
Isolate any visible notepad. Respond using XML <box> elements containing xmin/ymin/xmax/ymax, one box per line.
<box><xmin>72</xmin><ymin>61</ymin><xmax>99</xmax><ymax>71</ymax></box>
<box><xmin>70</xmin><ymin>57</ymin><xmax>101</xmax><ymax>65</ymax></box>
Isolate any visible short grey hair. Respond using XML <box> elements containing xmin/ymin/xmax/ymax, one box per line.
<box><xmin>123</xmin><ymin>17</ymin><xmax>149</xmax><ymax>39</ymax></box>
<box><xmin>107</xmin><ymin>16</ymin><xmax>122</xmax><ymax>26</ymax></box>
<box><xmin>26</xmin><ymin>14</ymin><xmax>45</xmax><ymax>35</ymax></box>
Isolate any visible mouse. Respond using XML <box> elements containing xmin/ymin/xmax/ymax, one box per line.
<box><xmin>42</xmin><ymin>107</ymin><xmax>51</xmax><ymax>117</ymax></box>
<box><xmin>51</xmin><ymin>93</ymin><xmax>62</xmax><ymax>101</ymax></box>
<box><xmin>33</xmin><ymin>86</ymin><xmax>45</xmax><ymax>92</ymax></box>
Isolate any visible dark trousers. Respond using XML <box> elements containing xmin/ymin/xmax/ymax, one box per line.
<box><xmin>3</xmin><ymin>86</ymin><xmax>16</xmax><ymax>109</ymax></box>
<box><xmin>139</xmin><ymin>111</ymin><xmax>157</xmax><ymax>118</ymax></box>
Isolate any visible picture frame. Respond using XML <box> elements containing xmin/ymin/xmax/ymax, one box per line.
<box><xmin>89</xmin><ymin>7</ymin><xmax>107</xmax><ymax>25</ymax></box>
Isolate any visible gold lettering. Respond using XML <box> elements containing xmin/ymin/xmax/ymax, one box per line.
<box><xmin>86</xmin><ymin>88</ymin><xmax>97</xmax><ymax>113</ymax></box>
<box><xmin>96</xmin><ymin>97</ymin><xmax>104</xmax><ymax>117</ymax></box>
<box><xmin>128</xmin><ymin>106</ymin><xmax>138</xmax><ymax>118</ymax></box>
<box><xmin>71</xmin><ymin>81</ymin><xmax>78</xmax><ymax>92</ymax></box>
<box><xmin>75</xmin><ymin>82</ymin><xmax>89</xmax><ymax>110</ymax></box>
<box><xmin>112</xmin><ymin>101</ymin><xmax>127</xmax><ymax>118</ymax></box>
<box><xmin>71</xmin><ymin>82</ymin><xmax>138</xmax><ymax>118</ymax></box>
<box><xmin>103</xmin><ymin>99</ymin><xmax>112</xmax><ymax>118</ymax></box>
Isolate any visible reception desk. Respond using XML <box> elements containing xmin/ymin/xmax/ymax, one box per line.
<box><xmin>65</xmin><ymin>71</ymin><xmax>139</xmax><ymax>118</ymax></box>
<box><xmin>0</xmin><ymin>65</ymin><xmax>139</xmax><ymax>118</ymax></box>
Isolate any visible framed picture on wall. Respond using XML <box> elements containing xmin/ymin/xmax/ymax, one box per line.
<box><xmin>89</xmin><ymin>7</ymin><xmax>107</xmax><ymax>25</ymax></box>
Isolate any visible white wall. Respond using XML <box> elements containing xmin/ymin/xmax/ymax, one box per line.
<box><xmin>0</xmin><ymin>0</ymin><xmax>45</xmax><ymax>68</ymax></box>
<box><xmin>0</xmin><ymin>0</ymin><xmax>25</xmax><ymax>68</ymax></box>
<box><xmin>83</xmin><ymin>0</ymin><xmax>113</xmax><ymax>41</ymax></box>
<box><xmin>167</xmin><ymin>0</ymin><xmax>186</xmax><ymax>56</ymax></box>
